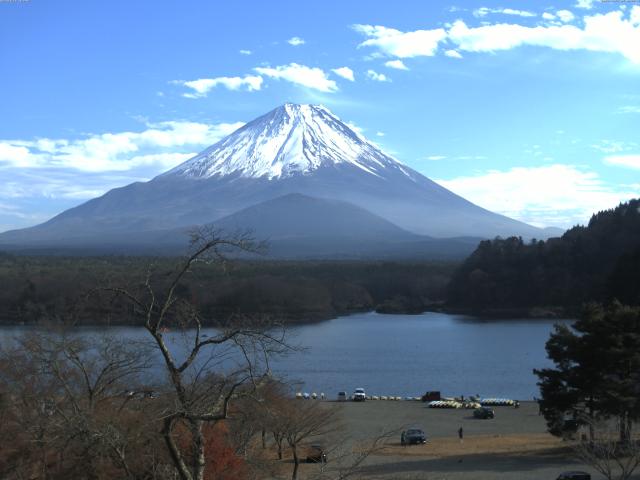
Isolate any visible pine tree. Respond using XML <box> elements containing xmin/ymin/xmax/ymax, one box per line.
<box><xmin>535</xmin><ymin>303</ymin><xmax>640</xmax><ymax>442</ymax></box>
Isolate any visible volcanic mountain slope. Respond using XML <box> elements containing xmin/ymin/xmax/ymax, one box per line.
<box><xmin>207</xmin><ymin>193</ymin><xmax>481</xmax><ymax>259</ymax></box>
<box><xmin>0</xmin><ymin>103</ymin><xmax>550</xmax><ymax>254</ymax></box>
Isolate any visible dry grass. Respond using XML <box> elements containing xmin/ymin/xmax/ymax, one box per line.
<box><xmin>378</xmin><ymin>433</ymin><xmax>566</xmax><ymax>458</ymax></box>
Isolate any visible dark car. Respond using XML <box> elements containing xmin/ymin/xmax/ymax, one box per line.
<box><xmin>473</xmin><ymin>406</ymin><xmax>495</xmax><ymax>419</ymax></box>
<box><xmin>556</xmin><ymin>472</ymin><xmax>591</xmax><ymax>480</ymax></box>
<box><xmin>306</xmin><ymin>444</ymin><xmax>327</xmax><ymax>463</ymax></box>
<box><xmin>421</xmin><ymin>391</ymin><xmax>441</xmax><ymax>402</ymax></box>
<box><xmin>401</xmin><ymin>427</ymin><xmax>427</xmax><ymax>445</ymax></box>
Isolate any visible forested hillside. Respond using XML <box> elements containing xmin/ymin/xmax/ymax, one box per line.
<box><xmin>0</xmin><ymin>255</ymin><xmax>455</xmax><ymax>325</ymax></box>
<box><xmin>447</xmin><ymin>199</ymin><xmax>640</xmax><ymax>315</ymax></box>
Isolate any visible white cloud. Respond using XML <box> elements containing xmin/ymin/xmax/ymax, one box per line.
<box><xmin>239</xmin><ymin>49</ymin><xmax>252</xmax><ymax>55</ymax></box>
<box><xmin>287</xmin><ymin>36</ymin><xmax>305</xmax><ymax>46</ymax></box>
<box><xmin>353</xmin><ymin>24</ymin><xmax>447</xmax><ymax>58</ymax></box>
<box><xmin>254</xmin><ymin>63</ymin><xmax>338</xmax><ymax>92</ymax></box>
<box><xmin>0</xmin><ymin>143</ymin><xmax>37</xmax><ymax>168</ymax></box>
<box><xmin>575</xmin><ymin>0</ymin><xmax>594</xmax><ymax>9</ymax></box>
<box><xmin>591</xmin><ymin>140</ymin><xmax>636</xmax><ymax>153</ymax></box>
<box><xmin>179</xmin><ymin>75</ymin><xmax>263</xmax><ymax>98</ymax></box>
<box><xmin>542</xmin><ymin>12</ymin><xmax>556</xmax><ymax>20</ymax></box>
<box><xmin>436</xmin><ymin>164</ymin><xmax>636</xmax><ymax>227</ymax></box>
<box><xmin>556</xmin><ymin>10</ymin><xmax>576</xmax><ymax>23</ymax></box>
<box><xmin>474</xmin><ymin>7</ymin><xmax>536</xmax><ymax>18</ymax></box>
<box><xmin>618</xmin><ymin>105</ymin><xmax>640</xmax><ymax>113</ymax></box>
<box><xmin>366</xmin><ymin>70</ymin><xmax>391</xmax><ymax>82</ymax></box>
<box><xmin>604</xmin><ymin>154</ymin><xmax>640</xmax><ymax>169</ymax></box>
<box><xmin>331</xmin><ymin>66</ymin><xmax>355</xmax><ymax>81</ymax></box>
<box><xmin>0</xmin><ymin>121</ymin><xmax>243</xmax><ymax>172</ymax></box>
<box><xmin>426</xmin><ymin>155</ymin><xmax>447</xmax><ymax>160</ymax></box>
<box><xmin>384</xmin><ymin>59</ymin><xmax>409</xmax><ymax>70</ymax></box>
<box><xmin>448</xmin><ymin>10</ymin><xmax>640</xmax><ymax>64</ymax></box>
<box><xmin>376</xmin><ymin>131</ymin><xmax>385</xmax><ymax>137</ymax></box>
<box><xmin>356</xmin><ymin>8</ymin><xmax>640</xmax><ymax>65</ymax></box>
<box><xmin>444</xmin><ymin>49</ymin><xmax>463</xmax><ymax>58</ymax></box>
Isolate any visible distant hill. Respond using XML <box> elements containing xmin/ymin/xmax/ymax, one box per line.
<box><xmin>446</xmin><ymin>199</ymin><xmax>640</xmax><ymax>313</ymax></box>
<box><xmin>208</xmin><ymin>193</ymin><xmax>480</xmax><ymax>259</ymax></box>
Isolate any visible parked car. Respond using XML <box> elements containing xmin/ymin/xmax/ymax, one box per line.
<box><xmin>306</xmin><ymin>444</ymin><xmax>327</xmax><ymax>463</ymax></box>
<box><xmin>556</xmin><ymin>472</ymin><xmax>591</xmax><ymax>480</ymax></box>
<box><xmin>353</xmin><ymin>388</ymin><xmax>366</xmax><ymax>402</ymax></box>
<box><xmin>401</xmin><ymin>427</ymin><xmax>427</xmax><ymax>445</ymax></box>
<box><xmin>421</xmin><ymin>391</ymin><xmax>441</xmax><ymax>402</ymax></box>
<box><xmin>337</xmin><ymin>391</ymin><xmax>347</xmax><ymax>401</ymax></box>
<box><xmin>473</xmin><ymin>406</ymin><xmax>495</xmax><ymax>419</ymax></box>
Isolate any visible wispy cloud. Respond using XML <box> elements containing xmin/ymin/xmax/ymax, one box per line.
<box><xmin>575</xmin><ymin>0</ymin><xmax>594</xmax><ymax>10</ymax></box>
<box><xmin>591</xmin><ymin>139</ymin><xmax>637</xmax><ymax>153</ymax></box>
<box><xmin>287</xmin><ymin>36</ymin><xmax>305</xmax><ymax>46</ymax></box>
<box><xmin>177</xmin><ymin>75</ymin><xmax>263</xmax><ymax>98</ymax></box>
<box><xmin>331</xmin><ymin>66</ymin><xmax>355</xmax><ymax>81</ymax></box>
<box><xmin>384</xmin><ymin>59</ymin><xmax>409</xmax><ymax>70</ymax></box>
<box><xmin>254</xmin><ymin>63</ymin><xmax>338</xmax><ymax>92</ymax></box>
<box><xmin>366</xmin><ymin>70</ymin><xmax>391</xmax><ymax>82</ymax></box>
<box><xmin>618</xmin><ymin>105</ymin><xmax>640</xmax><ymax>113</ymax></box>
<box><xmin>473</xmin><ymin>7</ymin><xmax>537</xmax><ymax>18</ymax></box>
<box><xmin>354</xmin><ymin>7</ymin><xmax>640</xmax><ymax>64</ymax></box>
<box><xmin>353</xmin><ymin>24</ymin><xmax>446</xmax><ymax>58</ymax></box>
<box><xmin>436</xmin><ymin>164</ymin><xmax>636</xmax><ymax>227</ymax></box>
<box><xmin>556</xmin><ymin>10</ymin><xmax>576</xmax><ymax>23</ymax></box>
<box><xmin>604</xmin><ymin>154</ymin><xmax>640</xmax><ymax>169</ymax></box>
<box><xmin>444</xmin><ymin>49</ymin><xmax>463</xmax><ymax>58</ymax></box>
<box><xmin>239</xmin><ymin>49</ymin><xmax>252</xmax><ymax>55</ymax></box>
<box><xmin>0</xmin><ymin>121</ymin><xmax>243</xmax><ymax>172</ymax></box>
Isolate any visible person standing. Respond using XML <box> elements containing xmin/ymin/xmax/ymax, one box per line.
<box><xmin>458</xmin><ymin>426</ymin><xmax>463</xmax><ymax>443</ymax></box>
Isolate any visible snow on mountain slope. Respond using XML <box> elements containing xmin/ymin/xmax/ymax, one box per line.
<box><xmin>163</xmin><ymin>103</ymin><xmax>414</xmax><ymax>180</ymax></box>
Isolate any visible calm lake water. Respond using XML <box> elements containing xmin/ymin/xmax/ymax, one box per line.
<box><xmin>0</xmin><ymin>311</ymin><xmax>569</xmax><ymax>400</ymax></box>
<box><xmin>272</xmin><ymin>312</ymin><xmax>569</xmax><ymax>400</ymax></box>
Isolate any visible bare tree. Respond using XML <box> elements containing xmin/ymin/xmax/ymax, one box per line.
<box><xmin>0</xmin><ymin>330</ymin><xmax>160</xmax><ymax>480</ymax></box>
<box><xmin>573</xmin><ymin>416</ymin><xmax>640</xmax><ymax>480</ymax></box>
<box><xmin>280</xmin><ymin>401</ymin><xmax>341</xmax><ymax>480</ymax></box>
<box><xmin>99</xmin><ymin>227</ymin><xmax>290</xmax><ymax>480</ymax></box>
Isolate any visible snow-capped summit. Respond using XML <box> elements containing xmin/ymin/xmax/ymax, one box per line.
<box><xmin>164</xmin><ymin>103</ymin><xmax>412</xmax><ymax>180</ymax></box>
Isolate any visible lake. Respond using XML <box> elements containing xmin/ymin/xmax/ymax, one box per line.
<box><xmin>272</xmin><ymin>312</ymin><xmax>568</xmax><ymax>400</ymax></box>
<box><xmin>0</xmin><ymin>311</ymin><xmax>569</xmax><ymax>400</ymax></box>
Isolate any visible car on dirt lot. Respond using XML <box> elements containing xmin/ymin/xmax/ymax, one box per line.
<box><xmin>306</xmin><ymin>444</ymin><xmax>327</xmax><ymax>463</ymax></box>
<box><xmin>473</xmin><ymin>406</ymin><xmax>495</xmax><ymax>419</ymax></box>
<box><xmin>401</xmin><ymin>427</ymin><xmax>427</xmax><ymax>445</ymax></box>
<box><xmin>353</xmin><ymin>388</ymin><xmax>366</xmax><ymax>402</ymax></box>
<box><xmin>556</xmin><ymin>472</ymin><xmax>591</xmax><ymax>480</ymax></box>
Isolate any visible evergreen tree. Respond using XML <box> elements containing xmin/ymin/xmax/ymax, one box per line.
<box><xmin>535</xmin><ymin>303</ymin><xmax>640</xmax><ymax>442</ymax></box>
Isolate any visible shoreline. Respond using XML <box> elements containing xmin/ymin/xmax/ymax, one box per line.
<box><xmin>0</xmin><ymin>306</ymin><xmax>577</xmax><ymax>328</ymax></box>
<box><xmin>0</xmin><ymin>304</ymin><xmax>575</xmax><ymax>328</ymax></box>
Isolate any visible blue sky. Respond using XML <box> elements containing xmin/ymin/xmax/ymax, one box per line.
<box><xmin>1</xmin><ymin>0</ymin><xmax>639</xmax><ymax>232</ymax></box>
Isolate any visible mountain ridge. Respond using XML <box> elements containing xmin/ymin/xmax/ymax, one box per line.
<box><xmin>0</xmin><ymin>103</ymin><xmax>557</xmax><ymax>254</ymax></box>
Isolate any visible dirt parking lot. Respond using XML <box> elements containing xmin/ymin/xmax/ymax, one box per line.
<box><xmin>291</xmin><ymin>400</ymin><xmax>639</xmax><ymax>480</ymax></box>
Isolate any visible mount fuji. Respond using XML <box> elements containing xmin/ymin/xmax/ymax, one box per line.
<box><xmin>0</xmin><ymin>103</ymin><xmax>553</xmax><ymax>257</ymax></box>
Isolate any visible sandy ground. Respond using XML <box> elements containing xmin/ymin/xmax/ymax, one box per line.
<box><xmin>282</xmin><ymin>400</ymin><xmax>640</xmax><ymax>480</ymax></box>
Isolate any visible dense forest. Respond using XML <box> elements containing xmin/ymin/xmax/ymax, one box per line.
<box><xmin>0</xmin><ymin>254</ymin><xmax>456</xmax><ymax>325</ymax></box>
<box><xmin>447</xmin><ymin>199</ymin><xmax>640</xmax><ymax>316</ymax></box>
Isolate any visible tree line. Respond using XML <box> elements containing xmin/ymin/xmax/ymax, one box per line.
<box><xmin>0</xmin><ymin>253</ymin><xmax>455</xmax><ymax>326</ymax></box>
<box><xmin>446</xmin><ymin>199</ymin><xmax>640</xmax><ymax>315</ymax></box>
